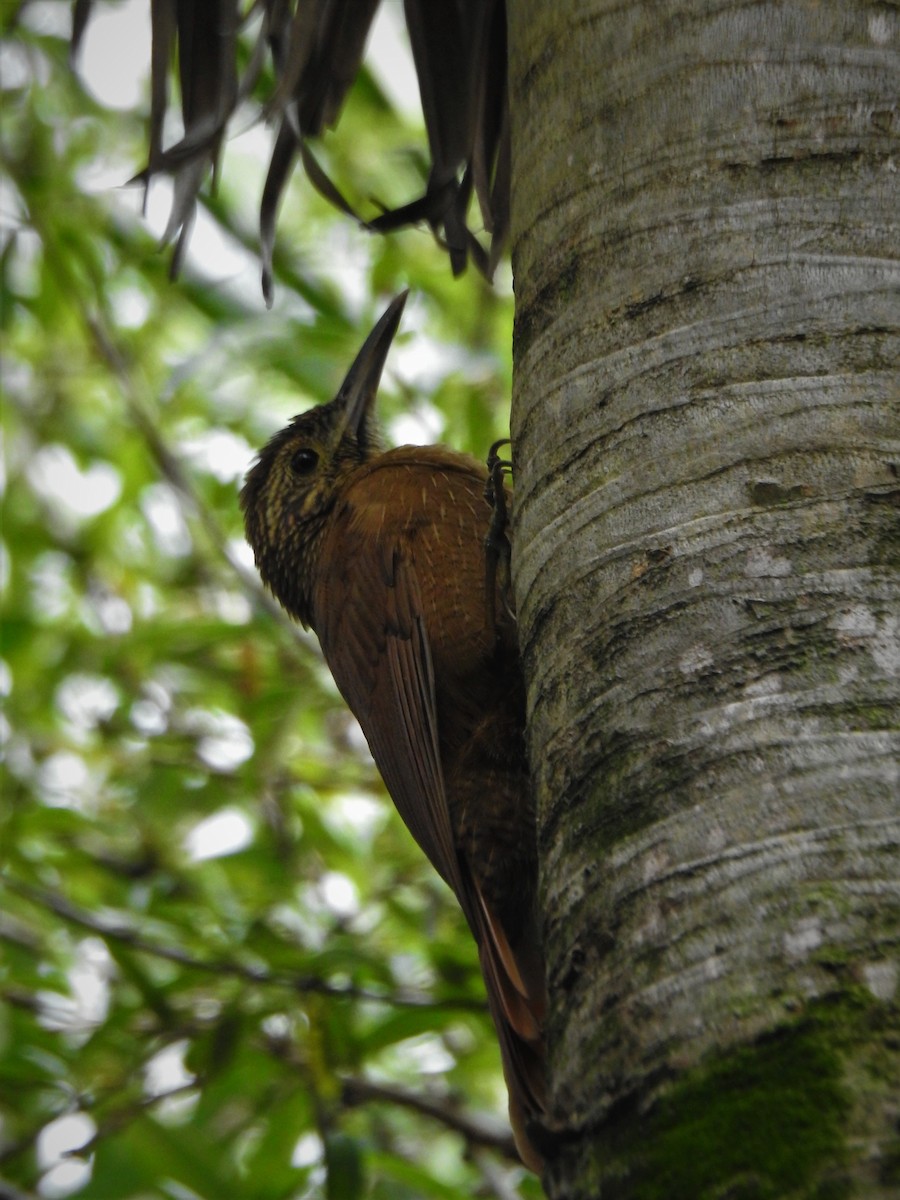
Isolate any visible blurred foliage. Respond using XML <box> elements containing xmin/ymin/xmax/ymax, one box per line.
<box><xmin>0</xmin><ymin>4</ymin><xmax>532</xmax><ymax>1198</ymax></box>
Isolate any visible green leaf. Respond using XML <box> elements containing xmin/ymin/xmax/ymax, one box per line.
<box><xmin>325</xmin><ymin>1131</ymin><xmax>366</xmax><ymax>1200</ymax></box>
<box><xmin>0</xmin><ymin>12</ymin><xmax>517</xmax><ymax>1199</ymax></box>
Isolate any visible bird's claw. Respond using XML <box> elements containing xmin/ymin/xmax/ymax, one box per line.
<box><xmin>484</xmin><ymin>439</ymin><xmax>515</xmax><ymax>637</ymax></box>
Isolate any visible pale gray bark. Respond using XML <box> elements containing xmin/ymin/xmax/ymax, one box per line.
<box><xmin>507</xmin><ymin>1</ymin><xmax>899</xmax><ymax>1195</ymax></box>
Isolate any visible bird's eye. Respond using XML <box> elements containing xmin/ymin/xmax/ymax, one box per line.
<box><xmin>290</xmin><ymin>447</ymin><xmax>319</xmax><ymax>475</ymax></box>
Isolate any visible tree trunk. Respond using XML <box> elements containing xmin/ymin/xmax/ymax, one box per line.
<box><xmin>507</xmin><ymin>1</ymin><xmax>899</xmax><ymax>1195</ymax></box>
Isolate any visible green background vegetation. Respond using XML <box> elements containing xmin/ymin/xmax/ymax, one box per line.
<box><xmin>1</xmin><ymin>6</ymin><xmax>530</xmax><ymax>1197</ymax></box>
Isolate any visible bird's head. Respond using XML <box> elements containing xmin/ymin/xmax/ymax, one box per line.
<box><xmin>241</xmin><ymin>291</ymin><xmax>408</xmax><ymax>625</ymax></box>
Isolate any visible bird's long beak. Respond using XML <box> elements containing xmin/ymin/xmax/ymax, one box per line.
<box><xmin>332</xmin><ymin>290</ymin><xmax>409</xmax><ymax>447</ymax></box>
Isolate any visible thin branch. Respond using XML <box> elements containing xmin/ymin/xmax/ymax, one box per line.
<box><xmin>260</xmin><ymin>1032</ymin><xmax>520</xmax><ymax>1163</ymax></box>
<box><xmin>82</xmin><ymin>313</ymin><xmax>297</xmax><ymax>636</ymax></box>
<box><xmin>340</xmin><ymin>1074</ymin><xmax>519</xmax><ymax>1162</ymax></box>
<box><xmin>4</xmin><ymin>877</ymin><xmax>487</xmax><ymax>1013</ymax></box>
<box><xmin>66</xmin><ymin>1079</ymin><xmax>203</xmax><ymax>1160</ymax></box>
<box><xmin>0</xmin><ymin>1071</ymin><xmax>201</xmax><ymax>1170</ymax></box>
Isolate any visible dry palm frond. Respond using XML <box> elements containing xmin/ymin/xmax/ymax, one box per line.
<box><xmin>70</xmin><ymin>0</ymin><xmax>510</xmax><ymax>298</ymax></box>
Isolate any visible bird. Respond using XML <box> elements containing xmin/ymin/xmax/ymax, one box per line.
<box><xmin>240</xmin><ymin>292</ymin><xmax>546</xmax><ymax>1171</ymax></box>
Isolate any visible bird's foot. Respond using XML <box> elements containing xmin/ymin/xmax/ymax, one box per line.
<box><xmin>484</xmin><ymin>439</ymin><xmax>515</xmax><ymax>636</ymax></box>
